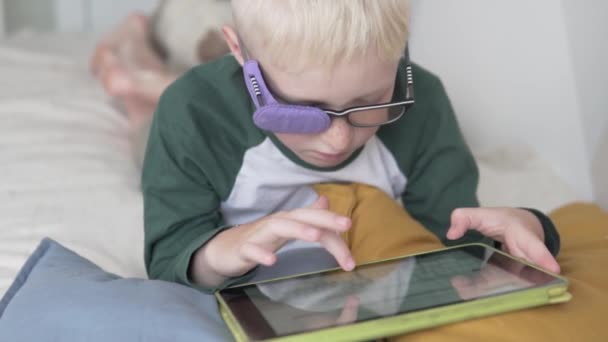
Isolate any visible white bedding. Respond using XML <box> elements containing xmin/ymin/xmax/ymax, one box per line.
<box><xmin>0</xmin><ymin>32</ymin><xmax>147</xmax><ymax>295</ymax></box>
<box><xmin>0</xmin><ymin>32</ymin><xmax>581</xmax><ymax>297</ymax></box>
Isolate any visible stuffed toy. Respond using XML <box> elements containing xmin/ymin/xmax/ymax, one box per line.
<box><xmin>150</xmin><ymin>0</ymin><xmax>233</xmax><ymax>72</ymax></box>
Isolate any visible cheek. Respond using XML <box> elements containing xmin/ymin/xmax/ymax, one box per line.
<box><xmin>276</xmin><ymin>126</ymin><xmax>377</xmax><ymax>152</ymax></box>
<box><xmin>353</xmin><ymin>127</ymin><xmax>379</xmax><ymax>147</ymax></box>
<box><xmin>275</xmin><ymin>133</ymin><xmax>314</xmax><ymax>151</ymax></box>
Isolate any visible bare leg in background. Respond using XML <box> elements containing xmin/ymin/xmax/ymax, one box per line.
<box><xmin>90</xmin><ymin>13</ymin><xmax>178</xmax><ymax>127</ymax></box>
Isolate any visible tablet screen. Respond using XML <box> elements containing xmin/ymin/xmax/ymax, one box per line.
<box><xmin>218</xmin><ymin>244</ymin><xmax>563</xmax><ymax>340</ymax></box>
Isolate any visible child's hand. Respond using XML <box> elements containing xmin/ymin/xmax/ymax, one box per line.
<box><xmin>193</xmin><ymin>196</ymin><xmax>354</xmax><ymax>287</ymax></box>
<box><xmin>446</xmin><ymin>208</ymin><xmax>561</xmax><ymax>274</ymax></box>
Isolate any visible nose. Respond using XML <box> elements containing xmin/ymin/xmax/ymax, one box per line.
<box><xmin>322</xmin><ymin>118</ymin><xmax>353</xmax><ymax>153</ymax></box>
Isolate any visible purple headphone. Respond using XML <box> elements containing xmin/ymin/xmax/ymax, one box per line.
<box><xmin>242</xmin><ymin>46</ymin><xmax>414</xmax><ymax>134</ymax></box>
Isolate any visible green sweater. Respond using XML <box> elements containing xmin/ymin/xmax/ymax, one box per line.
<box><xmin>142</xmin><ymin>56</ymin><xmax>560</xmax><ymax>292</ymax></box>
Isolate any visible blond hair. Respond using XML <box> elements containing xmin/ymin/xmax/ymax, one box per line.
<box><xmin>231</xmin><ymin>0</ymin><xmax>410</xmax><ymax>71</ymax></box>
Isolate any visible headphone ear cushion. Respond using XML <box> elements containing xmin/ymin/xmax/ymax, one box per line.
<box><xmin>253</xmin><ymin>104</ymin><xmax>331</xmax><ymax>133</ymax></box>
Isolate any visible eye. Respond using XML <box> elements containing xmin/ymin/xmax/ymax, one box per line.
<box><xmin>301</xmin><ymin>101</ymin><xmax>325</xmax><ymax>107</ymax></box>
<box><xmin>289</xmin><ymin>100</ymin><xmax>326</xmax><ymax>107</ymax></box>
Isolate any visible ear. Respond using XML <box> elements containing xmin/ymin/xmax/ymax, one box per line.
<box><xmin>221</xmin><ymin>25</ymin><xmax>245</xmax><ymax>65</ymax></box>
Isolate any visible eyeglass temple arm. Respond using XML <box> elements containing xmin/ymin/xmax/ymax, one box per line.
<box><xmin>404</xmin><ymin>44</ymin><xmax>415</xmax><ymax>102</ymax></box>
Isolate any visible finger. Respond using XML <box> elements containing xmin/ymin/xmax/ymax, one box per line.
<box><xmin>239</xmin><ymin>242</ymin><xmax>277</xmax><ymax>266</ymax></box>
<box><xmin>90</xmin><ymin>42</ymin><xmax>117</xmax><ymax>76</ymax></box>
<box><xmin>450</xmin><ymin>276</ymin><xmax>476</xmax><ymax>300</ymax></box>
<box><xmin>447</xmin><ymin>208</ymin><xmax>476</xmax><ymax>240</ymax></box>
<box><xmin>100</xmin><ymin>66</ymin><xmax>133</xmax><ymax>97</ymax></box>
<box><xmin>508</xmin><ymin>240</ymin><xmax>561</xmax><ymax>274</ymax></box>
<box><xmin>451</xmin><ymin>268</ymin><xmax>506</xmax><ymax>300</ymax></box>
<box><xmin>308</xmin><ymin>195</ymin><xmax>329</xmax><ymax>210</ymax></box>
<box><xmin>336</xmin><ymin>296</ymin><xmax>359</xmax><ymax>325</ymax></box>
<box><xmin>260</xmin><ymin>217</ymin><xmax>324</xmax><ymax>243</ymax></box>
<box><xmin>281</xmin><ymin>208</ymin><xmax>351</xmax><ymax>233</ymax></box>
<box><xmin>318</xmin><ymin>232</ymin><xmax>355</xmax><ymax>271</ymax></box>
<box><xmin>451</xmin><ymin>275</ymin><xmax>472</xmax><ymax>288</ymax></box>
<box><xmin>96</xmin><ymin>48</ymin><xmax>119</xmax><ymax>77</ymax></box>
<box><xmin>507</xmin><ymin>258</ymin><xmax>527</xmax><ymax>275</ymax></box>
<box><xmin>446</xmin><ymin>208</ymin><xmax>502</xmax><ymax>241</ymax></box>
<box><xmin>527</xmin><ymin>246</ymin><xmax>561</xmax><ymax>274</ymax></box>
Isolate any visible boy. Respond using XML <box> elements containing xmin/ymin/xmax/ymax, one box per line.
<box><xmin>142</xmin><ymin>0</ymin><xmax>560</xmax><ymax>292</ymax></box>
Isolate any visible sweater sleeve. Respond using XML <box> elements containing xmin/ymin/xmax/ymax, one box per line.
<box><xmin>142</xmin><ymin>84</ymin><xmax>253</xmax><ymax>293</ymax></box>
<box><xmin>397</xmin><ymin>75</ymin><xmax>560</xmax><ymax>256</ymax></box>
<box><xmin>521</xmin><ymin>208</ymin><xmax>561</xmax><ymax>256</ymax></box>
<box><xmin>400</xmin><ymin>77</ymin><xmax>492</xmax><ymax>247</ymax></box>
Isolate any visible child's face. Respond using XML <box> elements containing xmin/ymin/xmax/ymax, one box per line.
<box><xmin>262</xmin><ymin>56</ymin><xmax>399</xmax><ymax>167</ymax></box>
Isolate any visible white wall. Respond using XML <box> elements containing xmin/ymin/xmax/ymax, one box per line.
<box><xmin>562</xmin><ymin>0</ymin><xmax>608</xmax><ymax>158</ymax></box>
<box><xmin>3</xmin><ymin>0</ymin><xmax>55</xmax><ymax>33</ymax></box>
<box><xmin>561</xmin><ymin>0</ymin><xmax>608</xmax><ymax>209</ymax></box>
<box><xmin>90</xmin><ymin>0</ymin><xmax>157</xmax><ymax>33</ymax></box>
<box><xmin>409</xmin><ymin>0</ymin><xmax>594</xmax><ymax>200</ymax></box>
<box><xmin>0</xmin><ymin>0</ymin><xmax>5</xmax><ymax>37</ymax></box>
<box><xmin>594</xmin><ymin>126</ymin><xmax>608</xmax><ymax>209</ymax></box>
<box><xmin>55</xmin><ymin>0</ymin><xmax>157</xmax><ymax>33</ymax></box>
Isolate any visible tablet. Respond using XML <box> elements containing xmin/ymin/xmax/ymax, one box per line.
<box><xmin>215</xmin><ymin>243</ymin><xmax>571</xmax><ymax>342</ymax></box>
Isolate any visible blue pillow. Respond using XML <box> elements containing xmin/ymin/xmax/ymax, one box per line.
<box><xmin>0</xmin><ymin>238</ymin><xmax>234</xmax><ymax>341</ymax></box>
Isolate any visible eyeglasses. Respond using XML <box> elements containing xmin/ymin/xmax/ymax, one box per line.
<box><xmin>242</xmin><ymin>45</ymin><xmax>415</xmax><ymax>134</ymax></box>
<box><xmin>316</xmin><ymin>96</ymin><xmax>413</xmax><ymax>128</ymax></box>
